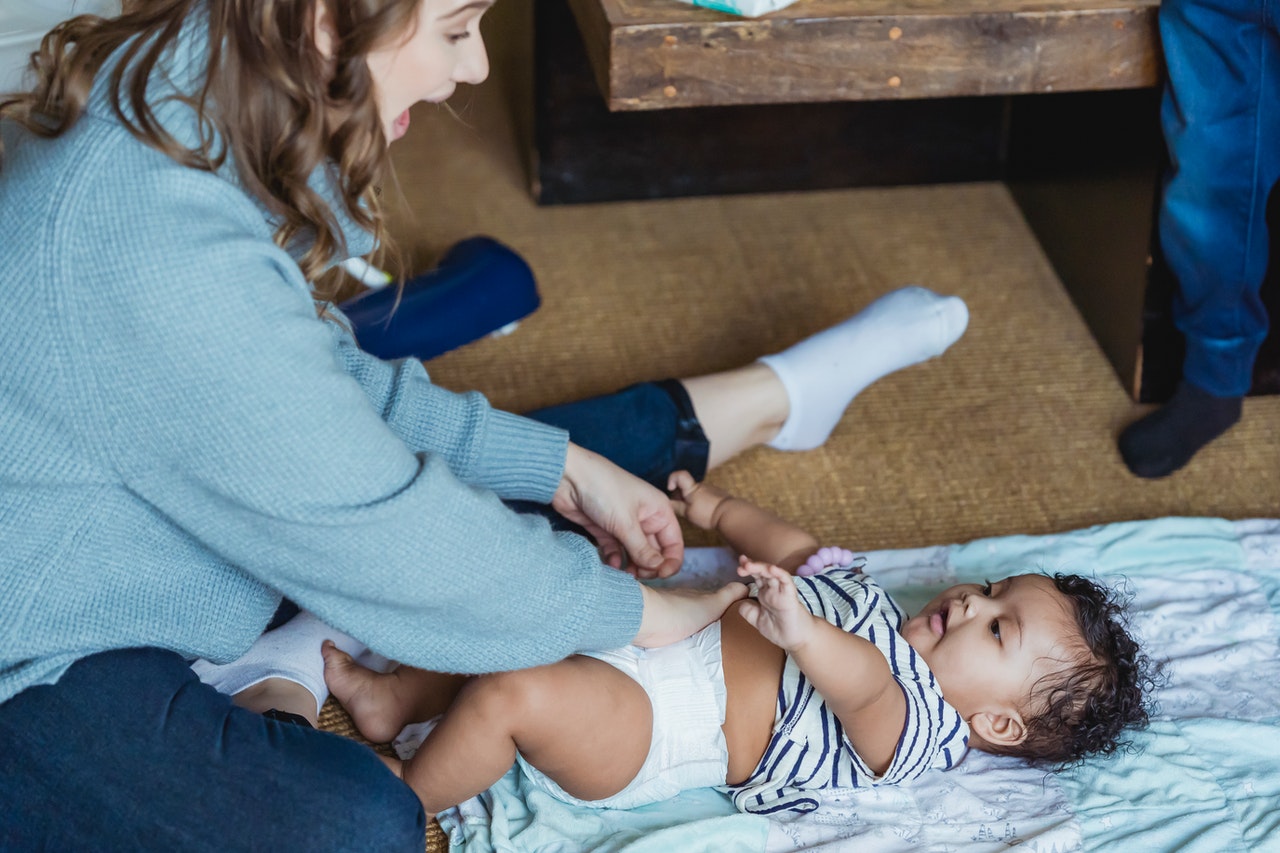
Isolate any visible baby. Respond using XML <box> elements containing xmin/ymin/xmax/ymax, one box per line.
<box><xmin>324</xmin><ymin>473</ymin><xmax>1150</xmax><ymax>817</ymax></box>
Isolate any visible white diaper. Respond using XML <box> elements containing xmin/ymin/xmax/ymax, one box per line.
<box><xmin>516</xmin><ymin>621</ymin><xmax>729</xmax><ymax>810</ymax></box>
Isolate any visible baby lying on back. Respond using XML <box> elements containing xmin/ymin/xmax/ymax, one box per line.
<box><xmin>324</xmin><ymin>472</ymin><xmax>1152</xmax><ymax>817</ymax></box>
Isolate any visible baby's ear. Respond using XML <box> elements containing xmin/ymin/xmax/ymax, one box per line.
<box><xmin>968</xmin><ymin>709</ymin><xmax>1027</xmax><ymax>749</ymax></box>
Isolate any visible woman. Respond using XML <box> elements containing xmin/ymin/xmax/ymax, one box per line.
<box><xmin>0</xmin><ymin>0</ymin><xmax>967</xmax><ymax>848</ymax></box>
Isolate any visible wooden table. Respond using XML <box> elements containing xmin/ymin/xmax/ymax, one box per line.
<box><xmin>567</xmin><ymin>0</ymin><xmax>1161</xmax><ymax>110</ymax></box>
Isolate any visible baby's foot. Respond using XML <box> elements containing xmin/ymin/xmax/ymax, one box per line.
<box><xmin>322</xmin><ymin>641</ymin><xmax>409</xmax><ymax>744</ymax></box>
<box><xmin>760</xmin><ymin>286</ymin><xmax>969</xmax><ymax>450</ymax></box>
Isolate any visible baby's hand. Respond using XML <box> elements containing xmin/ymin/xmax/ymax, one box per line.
<box><xmin>667</xmin><ymin>471</ymin><xmax>730</xmax><ymax>530</ymax></box>
<box><xmin>736</xmin><ymin>556</ymin><xmax>816</xmax><ymax>652</ymax></box>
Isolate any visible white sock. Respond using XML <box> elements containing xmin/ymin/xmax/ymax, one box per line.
<box><xmin>190</xmin><ymin>610</ymin><xmax>393</xmax><ymax>717</ymax></box>
<box><xmin>759</xmin><ymin>286</ymin><xmax>969</xmax><ymax>451</ymax></box>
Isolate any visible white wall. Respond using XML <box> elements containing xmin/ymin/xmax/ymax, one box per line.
<box><xmin>1</xmin><ymin>1</ymin><xmax>121</xmax><ymax>93</ymax></box>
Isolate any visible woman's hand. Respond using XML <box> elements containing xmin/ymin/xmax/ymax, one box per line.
<box><xmin>735</xmin><ymin>556</ymin><xmax>817</xmax><ymax>652</ymax></box>
<box><xmin>633</xmin><ymin>582</ymin><xmax>749</xmax><ymax>648</ymax></box>
<box><xmin>552</xmin><ymin>443</ymin><xmax>684</xmax><ymax>579</ymax></box>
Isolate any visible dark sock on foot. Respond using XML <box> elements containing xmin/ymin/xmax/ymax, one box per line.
<box><xmin>1118</xmin><ymin>381</ymin><xmax>1243</xmax><ymax>478</ymax></box>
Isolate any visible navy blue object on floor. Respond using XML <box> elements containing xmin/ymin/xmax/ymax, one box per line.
<box><xmin>339</xmin><ymin>236</ymin><xmax>540</xmax><ymax>361</ymax></box>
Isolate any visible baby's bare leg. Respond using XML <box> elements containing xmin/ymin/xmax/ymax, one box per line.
<box><xmin>402</xmin><ymin>656</ymin><xmax>653</xmax><ymax>814</ymax></box>
<box><xmin>323</xmin><ymin>643</ymin><xmax>469</xmax><ymax>744</ymax></box>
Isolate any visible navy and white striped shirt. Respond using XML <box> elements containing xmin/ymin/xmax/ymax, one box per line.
<box><xmin>725</xmin><ymin>566</ymin><xmax>969</xmax><ymax>816</ymax></box>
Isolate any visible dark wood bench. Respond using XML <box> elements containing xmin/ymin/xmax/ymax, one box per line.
<box><xmin>529</xmin><ymin>0</ymin><xmax>1279</xmax><ymax>401</ymax></box>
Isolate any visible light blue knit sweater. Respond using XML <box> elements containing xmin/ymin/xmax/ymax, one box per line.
<box><xmin>0</xmin><ymin>18</ymin><xmax>641</xmax><ymax>705</ymax></box>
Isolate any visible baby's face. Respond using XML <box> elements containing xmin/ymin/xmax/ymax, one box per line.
<box><xmin>900</xmin><ymin>574</ymin><xmax>1080</xmax><ymax>735</ymax></box>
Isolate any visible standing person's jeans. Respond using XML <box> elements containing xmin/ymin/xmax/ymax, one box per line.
<box><xmin>1159</xmin><ymin>0</ymin><xmax>1279</xmax><ymax>396</ymax></box>
<box><xmin>0</xmin><ymin>381</ymin><xmax>708</xmax><ymax>850</ymax></box>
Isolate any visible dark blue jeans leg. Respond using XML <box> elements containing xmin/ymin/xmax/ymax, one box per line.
<box><xmin>525</xmin><ymin>380</ymin><xmax>709</xmax><ymax>489</ymax></box>
<box><xmin>1159</xmin><ymin>0</ymin><xmax>1280</xmax><ymax>395</ymax></box>
<box><xmin>509</xmin><ymin>380</ymin><xmax>711</xmax><ymax>530</ymax></box>
<box><xmin>0</xmin><ymin>648</ymin><xmax>425</xmax><ymax>852</ymax></box>
<box><xmin>506</xmin><ymin>380</ymin><xmax>709</xmax><ymax>529</ymax></box>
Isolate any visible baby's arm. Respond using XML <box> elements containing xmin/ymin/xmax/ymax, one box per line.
<box><xmin>737</xmin><ymin>558</ymin><xmax>907</xmax><ymax>776</ymax></box>
<box><xmin>668</xmin><ymin>471</ymin><xmax>818</xmax><ymax>572</ymax></box>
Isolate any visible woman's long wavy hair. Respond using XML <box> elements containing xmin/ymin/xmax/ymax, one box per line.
<box><xmin>0</xmin><ymin>0</ymin><xmax>419</xmax><ymax>297</ymax></box>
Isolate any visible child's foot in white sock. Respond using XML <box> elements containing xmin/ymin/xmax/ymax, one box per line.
<box><xmin>759</xmin><ymin>286</ymin><xmax>968</xmax><ymax>451</ymax></box>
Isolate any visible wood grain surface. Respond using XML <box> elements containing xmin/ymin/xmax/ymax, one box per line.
<box><xmin>568</xmin><ymin>0</ymin><xmax>1161</xmax><ymax>110</ymax></box>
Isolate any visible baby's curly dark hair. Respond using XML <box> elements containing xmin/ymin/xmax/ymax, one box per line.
<box><xmin>989</xmin><ymin>572</ymin><xmax>1154</xmax><ymax>766</ymax></box>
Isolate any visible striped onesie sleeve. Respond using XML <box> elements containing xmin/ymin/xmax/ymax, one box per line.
<box><xmin>725</xmin><ymin>567</ymin><xmax>969</xmax><ymax>816</ymax></box>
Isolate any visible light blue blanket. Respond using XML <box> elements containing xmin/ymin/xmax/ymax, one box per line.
<box><xmin>427</xmin><ymin>517</ymin><xmax>1280</xmax><ymax>852</ymax></box>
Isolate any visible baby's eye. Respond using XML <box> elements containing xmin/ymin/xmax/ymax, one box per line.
<box><xmin>448</xmin><ymin>31</ymin><xmax>472</xmax><ymax>42</ymax></box>
<box><xmin>989</xmin><ymin>619</ymin><xmax>1001</xmax><ymax>640</ymax></box>
<box><xmin>980</xmin><ymin>580</ymin><xmax>993</xmax><ymax>596</ymax></box>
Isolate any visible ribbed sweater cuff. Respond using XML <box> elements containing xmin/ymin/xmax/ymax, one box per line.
<box><xmin>472</xmin><ymin>410</ymin><xmax>569</xmax><ymax>503</ymax></box>
<box><xmin>572</xmin><ymin>564</ymin><xmax>645</xmax><ymax>652</ymax></box>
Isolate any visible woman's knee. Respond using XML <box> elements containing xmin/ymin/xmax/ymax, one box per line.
<box><xmin>301</xmin><ymin>734</ymin><xmax>427</xmax><ymax>851</ymax></box>
<box><xmin>341</xmin><ymin>767</ymin><xmax>427</xmax><ymax>852</ymax></box>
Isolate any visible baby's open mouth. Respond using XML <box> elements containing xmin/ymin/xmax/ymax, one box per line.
<box><xmin>930</xmin><ymin>607</ymin><xmax>947</xmax><ymax>637</ymax></box>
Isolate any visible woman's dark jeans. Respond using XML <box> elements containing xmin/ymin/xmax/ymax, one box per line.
<box><xmin>0</xmin><ymin>380</ymin><xmax>708</xmax><ymax>851</ymax></box>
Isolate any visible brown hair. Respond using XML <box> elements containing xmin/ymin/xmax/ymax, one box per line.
<box><xmin>0</xmin><ymin>0</ymin><xmax>420</xmax><ymax>296</ymax></box>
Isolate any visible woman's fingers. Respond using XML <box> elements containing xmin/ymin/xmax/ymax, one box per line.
<box><xmin>555</xmin><ymin>444</ymin><xmax>686</xmax><ymax>577</ymax></box>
